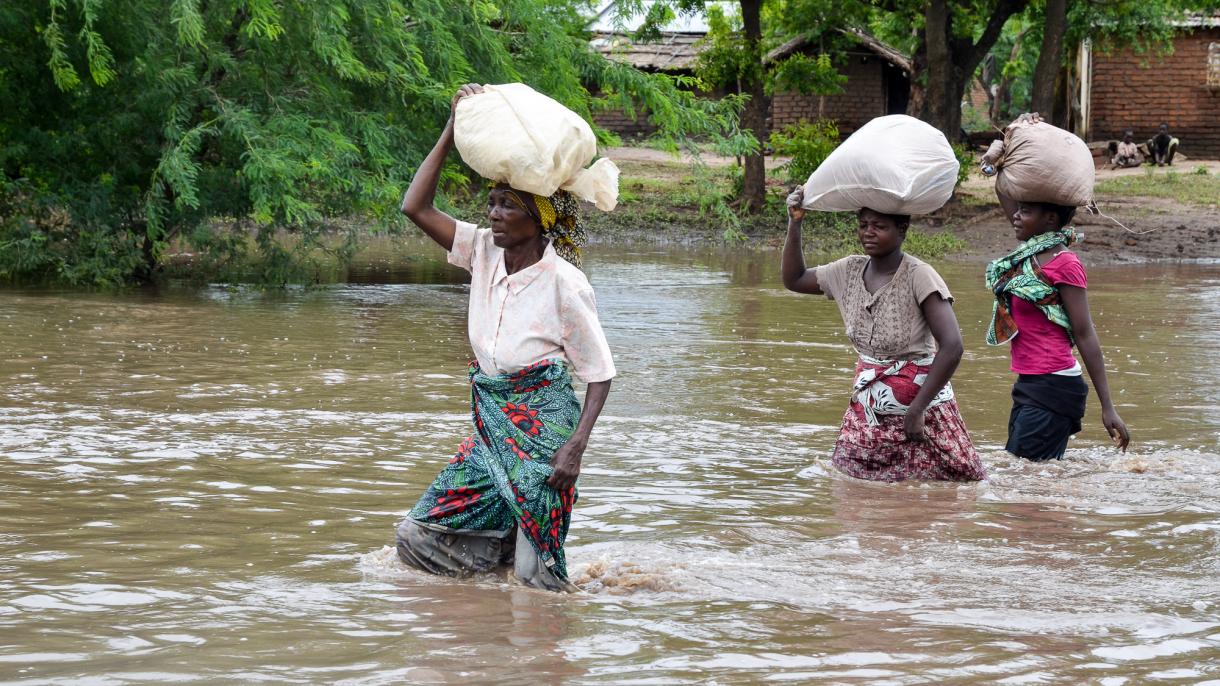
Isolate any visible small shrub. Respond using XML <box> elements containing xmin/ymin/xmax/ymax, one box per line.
<box><xmin>961</xmin><ymin>104</ymin><xmax>992</xmax><ymax>133</ymax></box>
<box><xmin>952</xmin><ymin>144</ymin><xmax>975</xmax><ymax>188</ymax></box>
<box><xmin>769</xmin><ymin>120</ymin><xmax>840</xmax><ymax>185</ymax></box>
<box><xmin>1195</xmin><ymin>165</ymin><xmax>1210</xmax><ymax>176</ymax></box>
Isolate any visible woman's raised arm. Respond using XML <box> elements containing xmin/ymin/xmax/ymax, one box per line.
<box><xmin>400</xmin><ymin>84</ymin><xmax>483</xmax><ymax>251</ymax></box>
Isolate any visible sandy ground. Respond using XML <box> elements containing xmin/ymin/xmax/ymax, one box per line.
<box><xmin>945</xmin><ymin>161</ymin><xmax>1220</xmax><ymax>263</ymax></box>
<box><xmin>604</xmin><ymin>147</ymin><xmax>1220</xmax><ymax>263</ymax></box>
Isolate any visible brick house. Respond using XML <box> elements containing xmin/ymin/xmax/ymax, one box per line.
<box><xmin>588</xmin><ymin>4</ymin><xmax>911</xmax><ymax>139</ymax></box>
<box><xmin>1081</xmin><ymin>15</ymin><xmax>1220</xmax><ymax>158</ymax></box>
<box><xmin>765</xmin><ymin>29</ymin><xmax>911</xmax><ymax>135</ymax></box>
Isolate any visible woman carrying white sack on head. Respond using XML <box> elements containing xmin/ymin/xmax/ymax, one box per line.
<box><xmin>396</xmin><ymin>83</ymin><xmax>619</xmax><ymax>592</ymax></box>
<box><xmin>781</xmin><ymin>115</ymin><xmax>985</xmax><ymax>482</ymax></box>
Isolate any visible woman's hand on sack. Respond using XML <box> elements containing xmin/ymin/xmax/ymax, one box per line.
<box><xmin>903</xmin><ymin>409</ymin><xmax>927</xmax><ymax>443</ymax></box>
<box><xmin>450</xmin><ymin>83</ymin><xmax>484</xmax><ymax>117</ymax></box>
<box><xmin>546</xmin><ymin>434</ymin><xmax>587</xmax><ymax>491</ymax></box>
<box><xmin>786</xmin><ymin>186</ymin><xmax>805</xmax><ymax>221</ymax></box>
<box><xmin>1102</xmin><ymin>407</ymin><xmax>1131</xmax><ymax>453</ymax></box>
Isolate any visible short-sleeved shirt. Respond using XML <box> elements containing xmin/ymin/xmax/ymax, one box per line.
<box><xmin>814</xmin><ymin>254</ymin><xmax>954</xmax><ymax>360</ymax></box>
<box><xmin>447</xmin><ymin>221</ymin><xmax>616</xmax><ymax>383</ymax></box>
<box><xmin>1010</xmin><ymin>251</ymin><xmax>1087</xmax><ymax>374</ymax></box>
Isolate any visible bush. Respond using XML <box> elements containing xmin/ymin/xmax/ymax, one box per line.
<box><xmin>0</xmin><ymin>179</ymin><xmax>146</xmax><ymax>287</ymax></box>
<box><xmin>793</xmin><ymin>210</ymin><xmax>965</xmax><ymax>259</ymax></box>
<box><xmin>952</xmin><ymin>144</ymin><xmax>975</xmax><ymax>188</ymax></box>
<box><xmin>769</xmin><ymin>120</ymin><xmax>840</xmax><ymax>185</ymax></box>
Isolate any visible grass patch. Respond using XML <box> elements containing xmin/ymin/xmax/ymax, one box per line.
<box><xmin>793</xmin><ymin>212</ymin><xmax>965</xmax><ymax>260</ymax></box>
<box><xmin>1095</xmin><ymin>168</ymin><xmax>1220</xmax><ymax>206</ymax></box>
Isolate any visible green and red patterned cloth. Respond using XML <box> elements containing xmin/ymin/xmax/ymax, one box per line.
<box><xmin>409</xmin><ymin>359</ymin><xmax>581</xmax><ymax>580</ymax></box>
<box><xmin>985</xmin><ymin>227</ymin><xmax>1078</xmax><ymax>346</ymax></box>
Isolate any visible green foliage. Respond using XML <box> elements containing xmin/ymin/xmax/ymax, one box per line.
<box><xmin>768</xmin><ymin>120</ymin><xmax>840</xmax><ymax>184</ymax></box>
<box><xmin>951</xmin><ymin>143</ymin><xmax>975</xmax><ymax>188</ymax></box>
<box><xmin>797</xmin><ymin>210</ymin><xmax>965</xmax><ymax>259</ymax></box>
<box><xmin>692</xmin><ymin>4</ymin><xmax>758</xmax><ymax>94</ymax></box>
<box><xmin>768</xmin><ymin>52</ymin><xmax>847</xmax><ymax>96</ymax></box>
<box><xmin>0</xmin><ymin>179</ymin><xmax>145</xmax><ymax>287</ymax></box>
<box><xmin>960</xmin><ymin>103</ymin><xmax>992</xmax><ymax>133</ymax></box>
<box><xmin>1096</xmin><ymin>170</ymin><xmax>1220</xmax><ymax>206</ymax></box>
<box><xmin>2</xmin><ymin>0</ymin><xmax>745</xmax><ymax>286</ymax></box>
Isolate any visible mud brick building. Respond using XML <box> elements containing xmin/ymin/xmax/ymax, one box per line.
<box><xmin>767</xmin><ymin>30</ymin><xmax>911</xmax><ymax>134</ymax></box>
<box><xmin>1083</xmin><ymin>16</ymin><xmax>1220</xmax><ymax>158</ymax></box>
<box><xmin>588</xmin><ymin>4</ymin><xmax>909</xmax><ymax>139</ymax></box>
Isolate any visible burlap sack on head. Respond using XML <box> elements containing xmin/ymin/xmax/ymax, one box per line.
<box><xmin>453</xmin><ymin>83</ymin><xmax>619</xmax><ymax>211</ymax></box>
<box><xmin>802</xmin><ymin>114</ymin><xmax>959</xmax><ymax>215</ymax></box>
<box><xmin>987</xmin><ymin>114</ymin><xmax>1094</xmax><ymax>207</ymax></box>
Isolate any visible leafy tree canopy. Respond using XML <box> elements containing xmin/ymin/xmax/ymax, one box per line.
<box><xmin>1</xmin><ymin>0</ymin><xmax>744</xmax><ymax>285</ymax></box>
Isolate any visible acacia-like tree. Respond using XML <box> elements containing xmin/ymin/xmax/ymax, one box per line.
<box><xmin>1</xmin><ymin>0</ymin><xmax>741</xmax><ymax>285</ymax></box>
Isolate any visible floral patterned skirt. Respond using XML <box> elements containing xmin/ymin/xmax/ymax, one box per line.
<box><xmin>832</xmin><ymin>398</ymin><xmax>987</xmax><ymax>483</ymax></box>
<box><xmin>407</xmin><ymin>360</ymin><xmax>581</xmax><ymax>580</ymax></box>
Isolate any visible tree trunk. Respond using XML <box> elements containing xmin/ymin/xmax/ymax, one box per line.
<box><xmin>739</xmin><ymin>0</ymin><xmax>767</xmax><ymax>215</ymax></box>
<box><xmin>911</xmin><ymin>0</ymin><xmax>1030</xmax><ymax>141</ymax></box>
<box><xmin>1030</xmin><ymin>0</ymin><xmax>1068</xmax><ymax>122</ymax></box>
<box><xmin>920</xmin><ymin>0</ymin><xmax>964</xmax><ymax>141</ymax></box>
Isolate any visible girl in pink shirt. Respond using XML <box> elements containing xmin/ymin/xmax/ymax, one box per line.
<box><xmin>985</xmin><ymin>201</ymin><xmax>1131</xmax><ymax>460</ymax></box>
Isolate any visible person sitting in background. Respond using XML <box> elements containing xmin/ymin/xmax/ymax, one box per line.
<box><xmin>1146</xmin><ymin>123</ymin><xmax>1179</xmax><ymax>167</ymax></box>
<box><xmin>1111</xmin><ymin>130</ymin><xmax>1142</xmax><ymax>168</ymax></box>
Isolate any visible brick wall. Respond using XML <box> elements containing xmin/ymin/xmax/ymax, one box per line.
<box><xmin>592</xmin><ymin>108</ymin><xmax>658</xmax><ymax>140</ymax></box>
<box><xmin>1090</xmin><ymin>27</ymin><xmax>1220</xmax><ymax>159</ymax></box>
<box><xmin>592</xmin><ymin>52</ymin><xmax>897</xmax><ymax>140</ymax></box>
<box><xmin>966</xmin><ymin>79</ymin><xmax>989</xmax><ymax>110</ymax></box>
<box><xmin>771</xmin><ymin>54</ymin><xmax>887</xmax><ymax>134</ymax></box>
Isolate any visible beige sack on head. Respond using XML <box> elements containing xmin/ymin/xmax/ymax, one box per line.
<box><xmin>453</xmin><ymin>83</ymin><xmax>619</xmax><ymax>211</ymax></box>
<box><xmin>989</xmin><ymin>114</ymin><xmax>1094</xmax><ymax>207</ymax></box>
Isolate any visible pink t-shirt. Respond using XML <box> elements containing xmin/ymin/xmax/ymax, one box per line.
<box><xmin>1009</xmin><ymin>251</ymin><xmax>1087</xmax><ymax>374</ymax></box>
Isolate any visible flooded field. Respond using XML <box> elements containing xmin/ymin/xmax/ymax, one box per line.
<box><xmin>2</xmin><ymin>240</ymin><xmax>1219</xmax><ymax>684</ymax></box>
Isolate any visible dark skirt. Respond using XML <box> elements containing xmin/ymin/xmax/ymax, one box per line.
<box><xmin>1006</xmin><ymin>373</ymin><xmax>1089</xmax><ymax>461</ymax></box>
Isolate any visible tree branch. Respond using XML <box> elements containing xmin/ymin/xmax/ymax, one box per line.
<box><xmin>965</xmin><ymin>0</ymin><xmax>1030</xmax><ymax>69</ymax></box>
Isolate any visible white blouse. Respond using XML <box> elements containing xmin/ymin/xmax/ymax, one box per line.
<box><xmin>448</xmin><ymin>221</ymin><xmax>616</xmax><ymax>383</ymax></box>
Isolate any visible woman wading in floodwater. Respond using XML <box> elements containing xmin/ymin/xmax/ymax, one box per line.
<box><xmin>986</xmin><ymin>197</ymin><xmax>1130</xmax><ymax>460</ymax></box>
<box><xmin>395</xmin><ymin>84</ymin><xmax>615</xmax><ymax>591</ymax></box>
<box><xmin>782</xmin><ymin>188</ymin><xmax>986</xmax><ymax>482</ymax></box>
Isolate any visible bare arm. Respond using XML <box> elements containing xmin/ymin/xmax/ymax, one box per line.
<box><xmin>399</xmin><ymin>84</ymin><xmax>483</xmax><ymax>251</ymax></box>
<box><xmin>904</xmin><ymin>294</ymin><xmax>964</xmax><ymax>442</ymax></box>
<box><xmin>546</xmin><ymin>380</ymin><xmax>611</xmax><ymax>491</ymax></box>
<box><xmin>781</xmin><ymin>186</ymin><xmax>822</xmax><ymax>294</ymax></box>
<box><xmin>1060</xmin><ymin>284</ymin><xmax>1131</xmax><ymax>451</ymax></box>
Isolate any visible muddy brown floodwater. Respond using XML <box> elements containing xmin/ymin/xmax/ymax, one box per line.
<box><xmin>2</xmin><ymin>238</ymin><xmax>1219</xmax><ymax>684</ymax></box>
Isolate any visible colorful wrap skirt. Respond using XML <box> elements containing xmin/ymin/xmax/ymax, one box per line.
<box><xmin>406</xmin><ymin>359</ymin><xmax>581</xmax><ymax>581</ymax></box>
<box><xmin>831</xmin><ymin>356</ymin><xmax>986</xmax><ymax>482</ymax></box>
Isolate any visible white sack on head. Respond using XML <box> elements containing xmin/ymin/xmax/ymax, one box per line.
<box><xmin>453</xmin><ymin>83</ymin><xmax>619</xmax><ymax>211</ymax></box>
<box><xmin>802</xmin><ymin>114</ymin><xmax>959</xmax><ymax>215</ymax></box>
<box><xmin>991</xmin><ymin>115</ymin><xmax>1094</xmax><ymax>207</ymax></box>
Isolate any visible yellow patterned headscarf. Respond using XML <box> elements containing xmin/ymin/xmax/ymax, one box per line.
<box><xmin>498</xmin><ymin>186</ymin><xmax>587</xmax><ymax>268</ymax></box>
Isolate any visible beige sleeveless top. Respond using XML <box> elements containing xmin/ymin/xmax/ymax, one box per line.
<box><xmin>814</xmin><ymin>254</ymin><xmax>954</xmax><ymax>360</ymax></box>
